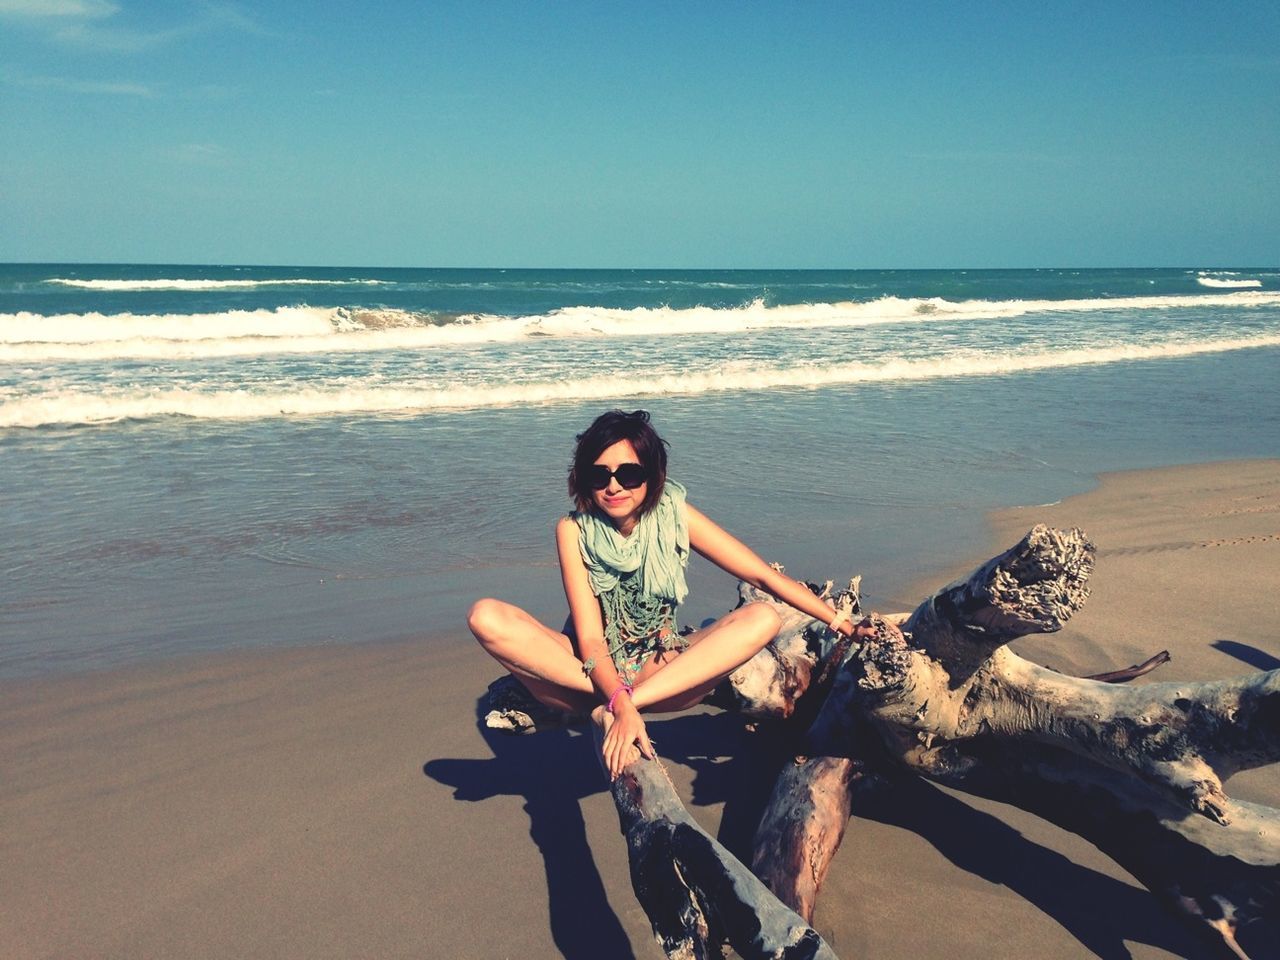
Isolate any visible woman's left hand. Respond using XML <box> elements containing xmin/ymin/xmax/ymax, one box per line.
<box><xmin>601</xmin><ymin>697</ymin><xmax>653</xmax><ymax>780</ymax></box>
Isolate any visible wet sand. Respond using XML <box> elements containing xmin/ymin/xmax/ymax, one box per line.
<box><xmin>3</xmin><ymin>459</ymin><xmax>1277</xmax><ymax>959</ymax></box>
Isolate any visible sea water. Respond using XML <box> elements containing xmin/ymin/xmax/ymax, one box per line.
<box><xmin>2</xmin><ymin>265</ymin><xmax>1278</xmax><ymax>678</ymax></box>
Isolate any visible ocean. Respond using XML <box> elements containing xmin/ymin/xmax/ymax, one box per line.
<box><xmin>2</xmin><ymin>264</ymin><xmax>1278</xmax><ymax>679</ymax></box>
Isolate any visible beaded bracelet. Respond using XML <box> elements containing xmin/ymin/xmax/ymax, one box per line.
<box><xmin>606</xmin><ymin>683</ymin><xmax>633</xmax><ymax>714</ymax></box>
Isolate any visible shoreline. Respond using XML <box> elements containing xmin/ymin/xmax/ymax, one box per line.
<box><xmin>3</xmin><ymin>458</ymin><xmax>1278</xmax><ymax>958</ymax></box>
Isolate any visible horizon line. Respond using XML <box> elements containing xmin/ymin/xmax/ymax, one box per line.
<box><xmin>3</xmin><ymin>261</ymin><xmax>1278</xmax><ymax>272</ymax></box>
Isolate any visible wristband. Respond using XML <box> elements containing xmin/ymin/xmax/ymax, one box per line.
<box><xmin>606</xmin><ymin>684</ymin><xmax>633</xmax><ymax>714</ymax></box>
<box><xmin>827</xmin><ymin>610</ymin><xmax>852</xmax><ymax>633</ymax></box>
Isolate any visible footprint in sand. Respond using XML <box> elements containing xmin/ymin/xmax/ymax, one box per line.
<box><xmin>1103</xmin><ymin>534</ymin><xmax>1280</xmax><ymax>556</ymax></box>
<box><xmin>1203</xmin><ymin>504</ymin><xmax>1280</xmax><ymax>517</ymax></box>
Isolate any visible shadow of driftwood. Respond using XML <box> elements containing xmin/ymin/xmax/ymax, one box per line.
<box><xmin>857</xmin><ymin>775</ymin><xmax>1226</xmax><ymax>960</ymax></box>
<box><xmin>427</xmin><ymin>700</ymin><xmax>1233</xmax><ymax>960</ymax></box>
<box><xmin>422</xmin><ymin>705</ymin><xmax>790</xmax><ymax>959</ymax></box>
<box><xmin>660</xmin><ymin>712</ymin><xmax>1228</xmax><ymax>958</ymax></box>
<box><xmin>650</xmin><ymin>710</ymin><xmax>791</xmax><ymax>860</ymax></box>
<box><xmin>423</xmin><ymin>700</ymin><xmax>635</xmax><ymax>960</ymax></box>
<box><xmin>1212</xmin><ymin>639</ymin><xmax>1280</xmax><ymax>672</ymax></box>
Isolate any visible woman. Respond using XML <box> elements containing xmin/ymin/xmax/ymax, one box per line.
<box><xmin>469</xmin><ymin>409</ymin><xmax>869</xmax><ymax>780</ymax></box>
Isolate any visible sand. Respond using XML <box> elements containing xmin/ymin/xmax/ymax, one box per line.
<box><xmin>3</xmin><ymin>459</ymin><xmax>1278</xmax><ymax>959</ymax></box>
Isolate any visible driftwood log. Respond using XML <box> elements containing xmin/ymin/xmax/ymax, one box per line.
<box><xmin>483</xmin><ymin>525</ymin><xmax>1280</xmax><ymax>959</ymax></box>
<box><xmin>594</xmin><ymin>719</ymin><xmax>837</xmax><ymax>960</ymax></box>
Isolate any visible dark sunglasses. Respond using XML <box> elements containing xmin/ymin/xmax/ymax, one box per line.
<box><xmin>586</xmin><ymin>463</ymin><xmax>647</xmax><ymax>490</ymax></box>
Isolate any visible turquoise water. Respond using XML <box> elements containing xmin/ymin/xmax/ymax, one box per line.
<box><xmin>2</xmin><ymin>264</ymin><xmax>1278</xmax><ymax>677</ymax></box>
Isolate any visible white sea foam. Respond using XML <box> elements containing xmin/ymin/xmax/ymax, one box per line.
<box><xmin>5</xmin><ymin>333</ymin><xmax>1278</xmax><ymax>428</ymax></box>
<box><xmin>44</xmin><ymin>277</ymin><xmax>390</xmax><ymax>291</ymax></box>
<box><xmin>0</xmin><ymin>307</ymin><xmax>345</xmax><ymax>349</ymax></box>
<box><xmin>1197</xmin><ymin>274</ymin><xmax>1263</xmax><ymax>288</ymax></box>
<box><xmin>531</xmin><ymin>291</ymin><xmax>1280</xmax><ymax>336</ymax></box>
<box><xmin>5</xmin><ymin>291</ymin><xmax>1280</xmax><ymax>362</ymax></box>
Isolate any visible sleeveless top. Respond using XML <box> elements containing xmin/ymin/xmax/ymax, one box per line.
<box><xmin>571</xmin><ymin>479</ymin><xmax>690</xmax><ymax>683</ymax></box>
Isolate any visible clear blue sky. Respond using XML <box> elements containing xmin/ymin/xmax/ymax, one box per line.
<box><xmin>1</xmin><ymin>0</ymin><xmax>1277</xmax><ymax>267</ymax></box>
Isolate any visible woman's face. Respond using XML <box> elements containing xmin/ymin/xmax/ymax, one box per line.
<box><xmin>591</xmin><ymin>438</ymin><xmax>647</xmax><ymax>531</ymax></box>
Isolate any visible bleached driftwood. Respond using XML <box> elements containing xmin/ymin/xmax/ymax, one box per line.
<box><xmin>483</xmin><ymin>525</ymin><xmax>1280</xmax><ymax>959</ymax></box>
<box><xmin>595</xmin><ymin>720</ymin><xmax>837</xmax><ymax>960</ymax></box>
<box><xmin>749</xmin><ymin>525</ymin><xmax>1279</xmax><ymax>958</ymax></box>
<box><xmin>702</xmin><ymin>573</ymin><xmax>860</xmax><ymax>721</ymax></box>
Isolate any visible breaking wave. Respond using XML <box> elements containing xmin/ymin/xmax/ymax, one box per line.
<box><xmin>6</xmin><ymin>333</ymin><xmax>1279</xmax><ymax>428</ymax></box>
<box><xmin>6</xmin><ymin>291</ymin><xmax>1280</xmax><ymax>362</ymax></box>
<box><xmin>1197</xmin><ymin>272</ymin><xmax>1263</xmax><ymax>289</ymax></box>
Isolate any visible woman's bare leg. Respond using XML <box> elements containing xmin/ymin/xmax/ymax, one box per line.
<box><xmin>630</xmin><ymin>601</ymin><xmax>781</xmax><ymax>713</ymax></box>
<box><xmin>468</xmin><ymin>598</ymin><xmax>597</xmax><ymax>714</ymax></box>
<box><xmin>588</xmin><ymin>602</ymin><xmax>781</xmax><ymax>775</ymax></box>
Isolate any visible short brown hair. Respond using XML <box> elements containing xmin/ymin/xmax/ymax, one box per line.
<box><xmin>568</xmin><ymin>410</ymin><xmax>668</xmax><ymax>515</ymax></box>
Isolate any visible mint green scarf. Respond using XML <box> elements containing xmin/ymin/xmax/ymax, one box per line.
<box><xmin>573</xmin><ymin>478</ymin><xmax>690</xmax><ymax>605</ymax></box>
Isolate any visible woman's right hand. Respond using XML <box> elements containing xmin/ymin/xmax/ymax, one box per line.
<box><xmin>844</xmin><ymin>615</ymin><xmax>879</xmax><ymax>640</ymax></box>
<box><xmin>601</xmin><ymin>696</ymin><xmax>655</xmax><ymax>780</ymax></box>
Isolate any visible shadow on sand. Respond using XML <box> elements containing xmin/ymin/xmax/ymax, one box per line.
<box><xmin>424</xmin><ymin>702</ymin><xmax>634</xmax><ymax>960</ymax></box>
<box><xmin>427</xmin><ymin>703</ymin><xmax>1230</xmax><ymax>960</ymax></box>
<box><xmin>855</xmin><ymin>775</ymin><xmax>1226</xmax><ymax>960</ymax></box>
<box><xmin>1212</xmin><ymin>639</ymin><xmax>1280</xmax><ymax>672</ymax></box>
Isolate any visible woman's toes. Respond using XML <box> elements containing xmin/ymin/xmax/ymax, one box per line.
<box><xmin>591</xmin><ymin>703</ymin><xmax>611</xmax><ymax>731</ymax></box>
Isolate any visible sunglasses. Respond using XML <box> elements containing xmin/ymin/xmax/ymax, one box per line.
<box><xmin>586</xmin><ymin>463</ymin><xmax>647</xmax><ymax>490</ymax></box>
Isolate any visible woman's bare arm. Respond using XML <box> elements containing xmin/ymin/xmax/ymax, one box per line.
<box><xmin>556</xmin><ymin>516</ymin><xmax>630</xmax><ymax>702</ymax></box>
<box><xmin>557</xmin><ymin>516</ymin><xmax>654</xmax><ymax>776</ymax></box>
<box><xmin>686</xmin><ymin>504</ymin><xmax>865</xmax><ymax>636</ymax></box>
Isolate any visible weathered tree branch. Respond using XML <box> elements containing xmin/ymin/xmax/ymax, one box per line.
<box><xmin>749</xmin><ymin>755</ymin><xmax>865</xmax><ymax>924</ymax></box>
<box><xmin>481</xmin><ymin>523</ymin><xmax>1279</xmax><ymax>958</ymax></box>
<box><xmin>600</xmin><ymin>734</ymin><xmax>838</xmax><ymax>960</ymax></box>
<box><xmin>703</xmin><ymin>575</ymin><xmax>859</xmax><ymax>720</ymax></box>
<box><xmin>793</xmin><ymin>523</ymin><xmax>1279</xmax><ymax>957</ymax></box>
<box><xmin>1083</xmin><ymin>649</ymin><xmax>1172</xmax><ymax>683</ymax></box>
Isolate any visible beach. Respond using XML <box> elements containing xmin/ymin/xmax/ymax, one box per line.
<box><xmin>4</xmin><ymin>263</ymin><xmax>1278</xmax><ymax>957</ymax></box>
<box><xmin>6</xmin><ymin>0</ymin><xmax>1278</xmax><ymax>950</ymax></box>
<box><xmin>4</xmin><ymin>458</ymin><xmax>1277</xmax><ymax>960</ymax></box>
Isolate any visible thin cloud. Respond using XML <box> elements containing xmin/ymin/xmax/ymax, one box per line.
<box><xmin>200</xmin><ymin>2</ymin><xmax>263</xmax><ymax>35</ymax></box>
<box><xmin>171</xmin><ymin>142</ymin><xmax>234</xmax><ymax>166</ymax></box>
<box><xmin>0</xmin><ymin>0</ymin><xmax>118</xmax><ymax>17</ymax></box>
<box><xmin>53</xmin><ymin>17</ymin><xmax>200</xmax><ymax>51</ymax></box>
<box><xmin>2</xmin><ymin>70</ymin><xmax>154</xmax><ymax>97</ymax></box>
<box><xmin>2</xmin><ymin>0</ymin><xmax>264</xmax><ymax>52</ymax></box>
